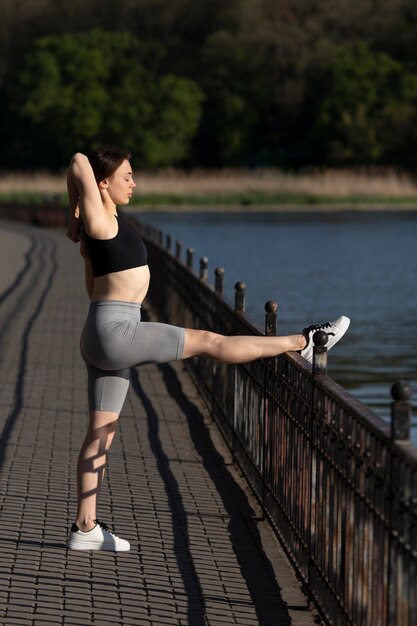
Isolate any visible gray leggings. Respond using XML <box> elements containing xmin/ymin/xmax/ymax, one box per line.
<box><xmin>80</xmin><ymin>300</ymin><xmax>185</xmax><ymax>413</ymax></box>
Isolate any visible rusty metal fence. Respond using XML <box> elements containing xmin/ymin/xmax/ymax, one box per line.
<box><xmin>129</xmin><ymin>214</ymin><xmax>417</xmax><ymax>626</ymax></box>
<box><xmin>0</xmin><ymin>198</ymin><xmax>65</xmax><ymax>227</ymax></box>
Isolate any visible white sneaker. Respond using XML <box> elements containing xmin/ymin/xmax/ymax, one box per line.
<box><xmin>300</xmin><ymin>315</ymin><xmax>350</xmax><ymax>363</ymax></box>
<box><xmin>67</xmin><ymin>519</ymin><xmax>130</xmax><ymax>551</ymax></box>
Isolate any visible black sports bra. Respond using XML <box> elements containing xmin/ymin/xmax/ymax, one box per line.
<box><xmin>84</xmin><ymin>215</ymin><xmax>148</xmax><ymax>277</ymax></box>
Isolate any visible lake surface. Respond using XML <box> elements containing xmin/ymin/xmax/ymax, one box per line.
<box><xmin>134</xmin><ymin>209</ymin><xmax>417</xmax><ymax>442</ymax></box>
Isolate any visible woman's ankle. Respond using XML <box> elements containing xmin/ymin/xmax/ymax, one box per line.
<box><xmin>75</xmin><ymin>516</ymin><xmax>96</xmax><ymax>531</ymax></box>
<box><xmin>295</xmin><ymin>333</ymin><xmax>306</xmax><ymax>350</ymax></box>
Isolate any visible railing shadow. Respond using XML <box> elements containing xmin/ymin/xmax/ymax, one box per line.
<box><xmin>0</xmin><ymin>233</ymin><xmax>57</xmax><ymax>471</ymax></box>
<box><xmin>129</xmin><ymin>305</ymin><xmax>297</xmax><ymax>622</ymax></box>
<box><xmin>130</xmin><ymin>367</ymin><xmax>207</xmax><ymax>625</ymax></box>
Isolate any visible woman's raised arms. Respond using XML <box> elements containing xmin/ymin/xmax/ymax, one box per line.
<box><xmin>67</xmin><ymin>153</ymin><xmax>115</xmax><ymax>240</ymax></box>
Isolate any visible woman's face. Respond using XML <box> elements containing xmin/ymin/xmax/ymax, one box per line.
<box><xmin>105</xmin><ymin>159</ymin><xmax>136</xmax><ymax>205</ymax></box>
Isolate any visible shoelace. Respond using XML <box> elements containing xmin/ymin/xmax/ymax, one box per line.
<box><xmin>304</xmin><ymin>321</ymin><xmax>332</xmax><ymax>333</ymax></box>
<box><xmin>94</xmin><ymin>518</ymin><xmax>117</xmax><ymax>536</ymax></box>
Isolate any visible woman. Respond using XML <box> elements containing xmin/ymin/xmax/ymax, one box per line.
<box><xmin>66</xmin><ymin>146</ymin><xmax>350</xmax><ymax>551</ymax></box>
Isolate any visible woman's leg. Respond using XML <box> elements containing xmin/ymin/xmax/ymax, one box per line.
<box><xmin>68</xmin><ymin>362</ymin><xmax>131</xmax><ymax>549</ymax></box>
<box><xmin>73</xmin><ymin>362</ymin><xmax>130</xmax><ymax>532</ymax></box>
<box><xmin>182</xmin><ymin>328</ymin><xmax>306</xmax><ymax>363</ymax></box>
<box><xmin>75</xmin><ymin>410</ymin><xmax>119</xmax><ymax>531</ymax></box>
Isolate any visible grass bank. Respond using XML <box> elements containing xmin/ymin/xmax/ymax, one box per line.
<box><xmin>1</xmin><ymin>167</ymin><xmax>417</xmax><ymax>208</ymax></box>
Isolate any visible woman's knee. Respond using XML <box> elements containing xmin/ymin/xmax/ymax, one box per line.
<box><xmin>87</xmin><ymin>411</ymin><xmax>119</xmax><ymax>440</ymax></box>
<box><xmin>183</xmin><ymin>328</ymin><xmax>222</xmax><ymax>359</ymax></box>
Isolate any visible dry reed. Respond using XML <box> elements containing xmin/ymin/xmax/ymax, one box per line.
<box><xmin>0</xmin><ymin>167</ymin><xmax>416</xmax><ymax>197</ymax></box>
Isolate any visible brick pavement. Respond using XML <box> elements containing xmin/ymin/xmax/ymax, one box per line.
<box><xmin>0</xmin><ymin>220</ymin><xmax>318</xmax><ymax>626</ymax></box>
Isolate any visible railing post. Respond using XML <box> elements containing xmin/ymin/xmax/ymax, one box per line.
<box><xmin>158</xmin><ymin>230</ymin><xmax>163</xmax><ymax>246</ymax></box>
<box><xmin>199</xmin><ymin>256</ymin><xmax>208</xmax><ymax>281</ymax></box>
<box><xmin>307</xmin><ymin>329</ymin><xmax>328</xmax><ymax>610</ymax></box>
<box><xmin>165</xmin><ymin>234</ymin><xmax>172</xmax><ymax>251</ymax></box>
<box><xmin>264</xmin><ymin>300</ymin><xmax>278</xmax><ymax>336</ymax></box>
<box><xmin>175</xmin><ymin>240</ymin><xmax>182</xmax><ymax>260</ymax></box>
<box><xmin>312</xmin><ymin>330</ymin><xmax>328</xmax><ymax>376</ymax></box>
<box><xmin>390</xmin><ymin>380</ymin><xmax>412</xmax><ymax>440</ymax></box>
<box><xmin>234</xmin><ymin>281</ymin><xmax>246</xmax><ymax>313</ymax></box>
<box><xmin>214</xmin><ymin>267</ymin><xmax>224</xmax><ymax>295</ymax></box>
<box><xmin>261</xmin><ymin>300</ymin><xmax>279</xmax><ymax>521</ymax></box>
<box><xmin>232</xmin><ymin>281</ymin><xmax>246</xmax><ymax>466</ymax></box>
<box><xmin>387</xmin><ymin>380</ymin><xmax>413</xmax><ymax>625</ymax></box>
<box><xmin>186</xmin><ymin>248</ymin><xmax>194</xmax><ymax>271</ymax></box>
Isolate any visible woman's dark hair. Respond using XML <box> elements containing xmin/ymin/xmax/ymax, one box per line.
<box><xmin>88</xmin><ymin>146</ymin><xmax>132</xmax><ymax>183</ymax></box>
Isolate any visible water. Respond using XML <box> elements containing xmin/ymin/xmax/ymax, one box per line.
<box><xmin>133</xmin><ymin>209</ymin><xmax>417</xmax><ymax>442</ymax></box>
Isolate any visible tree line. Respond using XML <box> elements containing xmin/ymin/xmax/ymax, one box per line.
<box><xmin>1</xmin><ymin>0</ymin><xmax>417</xmax><ymax>170</ymax></box>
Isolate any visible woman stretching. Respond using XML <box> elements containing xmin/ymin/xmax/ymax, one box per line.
<box><xmin>66</xmin><ymin>147</ymin><xmax>350</xmax><ymax>551</ymax></box>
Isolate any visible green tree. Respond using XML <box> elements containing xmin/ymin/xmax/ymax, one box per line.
<box><xmin>197</xmin><ymin>30</ymin><xmax>256</xmax><ymax>165</ymax></box>
<box><xmin>139</xmin><ymin>74</ymin><xmax>204</xmax><ymax>167</ymax></box>
<box><xmin>309</xmin><ymin>42</ymin><xmax>417</xmax><ymax>165</ymax></box>
<box><xmin>2</xmin><ymin>0</ymin><xmax>417</xmax><ymax>168</ymax></box>
<box><xmin>5</xmin><ymin>29</ymin><xmax>203</xmax><ymax>168</ymax></box>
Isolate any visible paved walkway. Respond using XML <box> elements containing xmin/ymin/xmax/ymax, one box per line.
<box><xmin>0</xmin><ymin>220</ymin><xmax>318</xmax><ymax>626</ymax></box>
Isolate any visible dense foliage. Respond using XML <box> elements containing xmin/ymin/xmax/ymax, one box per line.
<box><xmin>1</xmin><ymin>0</ymin><xmax>417</xmax><ymax>169</ymax></box>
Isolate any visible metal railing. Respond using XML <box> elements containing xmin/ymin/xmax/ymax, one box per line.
<box><xmin>128</xmin><ymin>213</ymin><xmax>417</xmax><ymax>626</ymax></box>
<box><xmin>0</xmin><ymin>198</ymin><xmax>65</xmax><ymax>227</ymax></box>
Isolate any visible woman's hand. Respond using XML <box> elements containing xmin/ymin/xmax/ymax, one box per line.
<box><xmin>67</xmin><ymin>165</ymin><xmax>83</xmax><ymax>242</ymax></box>
<box><xmin>66</xmin><ymin>222</ymin><xmax>82</xmax><ymax>242</ymax></box>
<box><xmin>66</xmin><ymin>207</ymin><xmax>82</xmax><ymax>242</ymax></box>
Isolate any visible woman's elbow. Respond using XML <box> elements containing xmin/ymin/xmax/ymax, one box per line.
<box><xmin>69</xmin><ymin>153</ymin><xmax>91</xmax><ymax>174</ymax></box>
<box><xmin>69</xmin><ymin>153</ymin><xmax>92</xmax><ymax>181</ymax></box>
<box><xmin>70</xmin><ymin>152</ymin><xmax>88</xmax><ymax>167</ymax></box>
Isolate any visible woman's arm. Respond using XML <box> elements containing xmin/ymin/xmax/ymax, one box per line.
<box><xmin>67</xmin><ymin>153</ymin><xmax>111</xmax><ymax>239</ymax></box>
<box><xmin>66</xmin><ymin>169</ymin><xmax>82</xmax><ymax>242</ymax></box>
<box><xmin>80</xmin><ymin>239</ymin><xmax>95</xmax><ymax>299</ymax></box>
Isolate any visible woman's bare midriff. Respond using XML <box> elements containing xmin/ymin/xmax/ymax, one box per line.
<box><xmin>91</xmin><ymin>265</ymin><xmax>151</xmax><ymax>303</ymax></box>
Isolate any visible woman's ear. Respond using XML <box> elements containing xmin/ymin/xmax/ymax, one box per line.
<box><xmin>98</xmin><ymin>179</ymin><xmax>109</xmax><ymax>190</ymax></box>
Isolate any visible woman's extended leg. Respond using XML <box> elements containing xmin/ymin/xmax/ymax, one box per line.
<box><xmin>182</xmin><ymin>316</ymin><xmax>351</xmax><ymax>364</ymax></box>
<box><xmin>182</xmin><ymin>328</ymin><xmax>306</xmax><ymax>362</ymax></box>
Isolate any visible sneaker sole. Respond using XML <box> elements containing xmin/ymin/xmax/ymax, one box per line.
<box><xmin>67</xmin><ymin>539</ymin><xmax>130</xmax><ymax>551</ymax></box>
<box><xmin>326</xmin><ymin>316</ymin><xmax>350</xmax><ymax>351</ymax></box>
